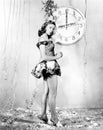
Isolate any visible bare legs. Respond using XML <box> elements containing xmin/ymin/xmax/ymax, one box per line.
<box><xmin>40</xmin><ymin>75</ymin><xmax>58</xmax><ymax>124</ymax></box>
<box><xmin>47</xmin><ymin>75</ymin><xmax>58</xmax><ymax>124</ymax></box>
<box><xmin>41</xmin><ymin>81</ymin><xmax>49</xmax><ymax>118</ymax></box>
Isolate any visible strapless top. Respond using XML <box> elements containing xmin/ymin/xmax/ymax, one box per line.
<box><xmin>36</xmin><ymin>40</ymin><xmax>55</xmax><ymax>56</ymax></box>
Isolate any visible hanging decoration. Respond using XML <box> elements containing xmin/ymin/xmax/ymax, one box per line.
<box><xmin>41</xmin><ymin>0</ymin><xmax>57</xmax><ymax>20</ymax></box>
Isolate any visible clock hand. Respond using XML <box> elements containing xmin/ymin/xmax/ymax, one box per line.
<box><xmin>58</xmin><ymin>25</ymin><xmax>66</xmax><ymax>28</ymax></box>
<box><xmin>68</xmin><ymin>23</ymin><xmax>76</xmax><ymax>26</ymax></box>
<box><xmin>65</xmin><ymin>9</ymin><xmax>68</xmax><ymax>29</ymax></box>
<box><xmin>58</xmin><ymin>23</ymin><xmax>76</xmax><ymax>28</ymax></box>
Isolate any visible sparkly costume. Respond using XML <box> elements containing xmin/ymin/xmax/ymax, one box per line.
<box><xmin>31</xmin><ymin>40</ymin><xmax>61</xmax><ymax>80</ymax></box>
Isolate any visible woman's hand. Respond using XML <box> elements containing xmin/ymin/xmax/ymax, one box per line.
<box><xmin>56</xmin><ymin>52</ymin><xmax>63</xmax><ymax>59</ymax></box>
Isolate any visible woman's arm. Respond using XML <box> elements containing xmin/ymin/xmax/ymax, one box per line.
<box><xmin>39</xmin><ymin>45</ymin><xmax>63</xmax><ymax>61</ymax></box>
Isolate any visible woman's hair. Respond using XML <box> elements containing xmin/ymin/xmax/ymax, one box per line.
<box><xmin>38</xmin><ymin>20</ymin><xmax>56</xmax><ymax>37</ymax></box>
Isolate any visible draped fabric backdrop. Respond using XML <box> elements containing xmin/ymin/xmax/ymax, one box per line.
<box><xmin>0</xmin><ymin>0</ymin><xmax>103</xmax><ymax>111</ymax></box>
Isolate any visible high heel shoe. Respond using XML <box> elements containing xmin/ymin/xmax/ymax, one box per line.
<box><xmin>50</xmin><ymin>118</ymin><xmax>58</xmax><ymax>126</ymax></box>
<box><xmin>50</xmin><ymin>118</ymin><xmax>62</xmax><ymax>127</ymax></box>
<box><xmin>37</xmin><ymin>114</ymin><xmax>48</xmax><ymax>124</ymax></box>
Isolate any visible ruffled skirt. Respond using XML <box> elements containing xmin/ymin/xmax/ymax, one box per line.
<box><xmin>31</xmin><ymin>60</ymin><xmax>61</xmax><ymax>80</ymax></box>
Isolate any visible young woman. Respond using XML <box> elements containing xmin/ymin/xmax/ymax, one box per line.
<box><xmin>31</xmin><ymin>20</ymin><xmax>63</xmax><ymax>126</ymax></box>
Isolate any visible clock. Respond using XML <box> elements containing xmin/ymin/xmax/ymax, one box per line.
<box><xmin>53</xmin><ymin>7</ymin><xmax>86</xmax><ymax>45</ymax></box>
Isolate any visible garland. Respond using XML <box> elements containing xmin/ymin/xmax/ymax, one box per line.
<box><xmin>42</xmin><ymin>0</ymin><xmax>57</xmax><ymax>19</ymax></box>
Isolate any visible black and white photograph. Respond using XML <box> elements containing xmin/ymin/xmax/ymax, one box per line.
<box><xmin>0</xmin><ymin>0</ymin><xmax>103</xmax><ymax>130</ymax></box>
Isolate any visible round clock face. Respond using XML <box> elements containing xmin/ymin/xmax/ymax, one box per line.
<box><xmin>53</xmin><ymin>7</ymin><xmax>86</xmax><ymax>45</ymax></box>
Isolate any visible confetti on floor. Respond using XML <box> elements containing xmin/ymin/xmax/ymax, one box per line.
<box><xmin>0</xmin><ymin>108</ymin><xmax>103</xmax><ymax>130</ymax></box>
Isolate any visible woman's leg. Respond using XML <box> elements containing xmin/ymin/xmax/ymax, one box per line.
<box><xmin>47</xmin><ymin>75</ymin><xmax>58</xmax><ymax>124</ymax></box>
<box><xmin>41</xmin><ymin>80</ymin><xmax>49</xmax><ymax>119</ymax></box>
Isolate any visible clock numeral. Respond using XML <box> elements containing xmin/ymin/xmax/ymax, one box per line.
<box><xmin>57</xmin><ymin>20</ymin><xmax>63</xmax><ymax>25</ymax></box>
<box><xmin>59</xmin><ymin>35</ymin><xmax>63</xmax><ymax>40</ymax></box>
<box><xmin>58</xmin><ymin>10</ymin><xmax>62</xmax><ymax>15</ymax></box>
<box><xmin>65</xmin><ymin>37</ymin><xmax>68</xmax><ymax>42</ymax></box>
<box><xmin>58</xmin><ymin>34</ymin><xmax>62</xmax><ymax>40</ymax></box>
<box><xmin>78</xmin><ymin>31</ymin><xmax>80</xmax><ymax>35</ymax></box>
<box><xmin>65</xmin><ymin>8</ymin><xmax>69</xmax><ymax>13</ymax></box>
<box><xmin>73</xmin><ymin>11</ymin><xmax>75</xmax><ymax>16</ymax></box>
<box><xmin>79</xmin><ymin>24</ymin><xmax>83</xmax><ymax>28</ymax></box>
<box><xmin>53</xmin><ymin>16</ymin><xmax>58</xmax><ymax>21</ymax></box>
<box><xmin>72</xmin><ymin>36</ymin><xmax>75</xmax><ymax>40</ymax></box>
<box><xmin>78</xmin><ymin>17</ymin><xmax>81</xmax><ymax>21</ymax></box>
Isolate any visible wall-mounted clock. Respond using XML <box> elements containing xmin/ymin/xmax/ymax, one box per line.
<box><xmin>53</xmin><ymin>7</ymin><xmax>86</xmax><ymax>45</ymax></box>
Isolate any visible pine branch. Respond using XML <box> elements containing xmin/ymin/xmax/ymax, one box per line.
<box><xmin>41</xmin><ymin>0</ymin><xmax>58</xmax><ymax>18</ymax></box>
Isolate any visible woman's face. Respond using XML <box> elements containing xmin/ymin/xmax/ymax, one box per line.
<box><xmin>46</xmin><ymin>23</ymin><xmax>55</xmax><ymax>36</ymax></box>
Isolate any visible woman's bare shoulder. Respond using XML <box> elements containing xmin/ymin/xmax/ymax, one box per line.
<box><xmin>37</xmin><ymin>34</ymin><xmax>48</xmax><ymax>48</ymax></box>
<box><xmin>38</xmin><ymin>34</ymin><xmax>47</xmax><ymax>42</ymax></box>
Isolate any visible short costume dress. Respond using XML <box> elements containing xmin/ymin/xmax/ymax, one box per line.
<box><xmin>31</xmin><ymin>40</ymin><xmax>61</xmax><ymax>80</ymax></box>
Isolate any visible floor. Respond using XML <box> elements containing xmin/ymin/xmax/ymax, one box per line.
<box><xmin>0</xmin><ymin>108</ymin><xmax>103</xmax><ymax>130</ymax></box>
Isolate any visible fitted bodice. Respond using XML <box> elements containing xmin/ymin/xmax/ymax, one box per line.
<box><xmin>36</xmin><ymin>40</ymin><xmax>55</xmax><ymax>56</ymax></box>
